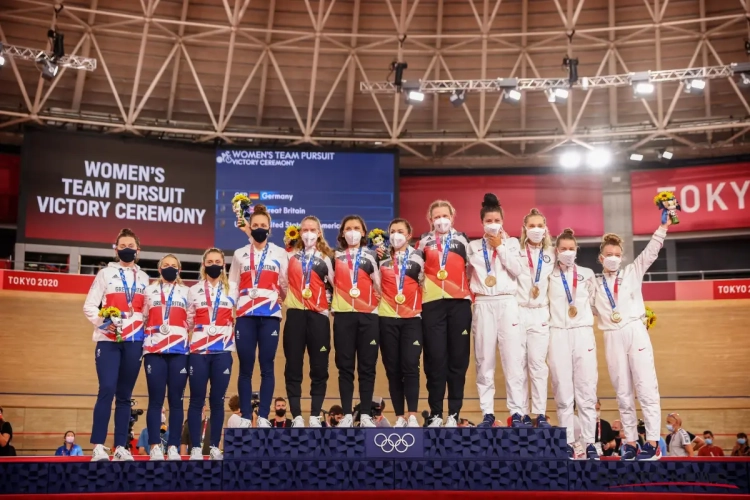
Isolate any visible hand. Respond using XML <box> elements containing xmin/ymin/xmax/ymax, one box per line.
<box><xmin>376</xmin><ymin>246</ymin><xmax>385</xmax><ymax>259</ymax></box>
<box><xmin>106</xmin><ymin>323</ymin><xmax>117</xmax><ymax>333</ymax></box>
<box><xmin>486</xmin><ymin>232</ymin><xmax>503</xmax><ymax>248</ymax></box>
<box><xmin>238</xmin><ymin>218</ymin><xmax>252</xmax><ymax>237</ymax></box>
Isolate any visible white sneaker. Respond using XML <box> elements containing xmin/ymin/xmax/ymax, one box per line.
<box><xmin>91</xmin><ymin>444</ymin><xmax>110</xmax><ymax>462</ymax></box>
<box><xmin>189</xmin><ymin>447</ymin><xmax>204</xmax><ymax>460</ymax></box>
<box><xmin>407</xmin><ymin>415</ymin><xmax>421</xmax><ymax>428</ymax></box>
<box><xmin>444</xmin><ymin>414</ymin><xmax>458</xmax><ymax>428</ymax></box>
<box><xmin>167</xmin><ymin>446</ymin><xmax>181</xmax><ymax>461</ymax></box>
<box><xmin>309</xmin><ymin>416</ymin><xmax>323</xmax><ymax>427</ymax></box>
<box><xmin>149</xmin><ymin>446</ymin><xmax>165</xmax><ymax>461</ymax></box>
<box><xmin>292</xmin><ymin>416</ymin><xmax>305</xmax><ymax>428</ymax></box>
<box><xmin>113</xmin><ymin>446</ymin><xmax>134</xmax><ymax>462</ymax></box>
<box><xmin>257</xmin><ymin>417</ymin><xmax>272</xmax><ymax>428</ymax></box>
<box><xmin>209</xmin><ymin>446</ymin><xmax>223</xmax><ymax>460</ymax></box>
<box><xmin>360</xmin><ymin>415</ymin><xmax>377</xmax><ymax>427</ymax></box>
<box><xmin>394</xmin><ymin>416</ymin><xmax>407</xmax><ymax>428</ymax></box>
<box><xmin>427</xmin><ymin>416</ymin><xmax>443</xmax><ymax>428</ymax></box>
<box><xmin>338</xmin><ymin>414</ymin><xmax>354</xmax><ymax>428</ymax></box>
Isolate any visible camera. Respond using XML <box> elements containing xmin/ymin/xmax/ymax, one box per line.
<box><xmin>126</xmin><ymin>399</ymin><xmax>144</xmax><ymax>450</ymax></box>
<box><xmin>251</xmin><ymin>392</ymin><xmax>260</xmax><ymax>411</ymax></box>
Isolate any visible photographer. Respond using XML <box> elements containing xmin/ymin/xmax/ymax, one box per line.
<box><xmin>137</xmin><ymin>407</ymin><xmax>169</xmax><ymax>455</ymax></box>
<box><xmin>272</xmin><ymin>397</ymin><xmax>293</xmax><ymax>428</ymax></box>
<box><xmin>326</xmin><ymin>405</ymin><xmax>344</xmax><ymax>427</ymax></box>
<box><xmin>227</xmin><ymin>396</ymin><xmax>252</xmax><ymax>428</ymax></box>
<box><xmin>354</xmin><ymin>398</ymin><xmax>390</xmax><ymax>428</ymax></box>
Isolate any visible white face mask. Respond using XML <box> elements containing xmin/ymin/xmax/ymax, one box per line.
<box><xmin>344</xmin><ymin>230</ymin><xmax>362</xmax><ymax>246</ymax></box>
<box><xmin>484</xmin><ymin>223</ymin><xmax>502</xmax><ymax>236</ymax></box>
<box><xmin>557</xmin><ymin>250</ymin><xmax>576</xmax><ymax>267</ymax></box>
<box><xmin>526</xmin><ymin>227</ymin><xmax>546</xmax><ymax>244</ymax></box>
<box><xmin>602</xmin><ymin>255</ymin><xmax>622</xmax><ymax>272</ymax></box>
<box><xmin>65</xmin><ymin>436</ymin><xmax>75</xmax><ymax>444</ymax></box>
<box><xmin>301</xmin><ymin>231</ymin><xmax>318</xmax><ymax>249</ymax></box>
<box><xmin>433</xmin><ymin>217</ymin><xmax>451</xmax><ymax>234</ymax></box>
<box><xmin>390</xmin><ymin>233</ymin><xmax>407</xmax><ymax>249</ymax></box>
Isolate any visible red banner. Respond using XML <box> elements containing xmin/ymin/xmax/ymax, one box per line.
<box><xmin>0</xmin><ymin>269</ymin><xmax>95</xmax><ymax>294</ymax></box>
<box><xmin>399</xmin><ymin>174</ymin><xmax>604</xmax><ymax>238</ymax></box>
<box><xmin>712</xmin><ymin>279</ymin><xmax>750</xmax><ymax>300</ymax></box>
<box><xmin>630</xmin><ymin>164</ymin><xmax>750</xmax><ymax>234</ymax></box>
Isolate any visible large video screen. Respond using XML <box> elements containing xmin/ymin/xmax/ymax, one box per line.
<box><xmin>214</xmin><ymin>150</ymin><xmax>397</xmax><ymax>250</ymax></box>
<box><xmin>18</xmin><ymin>129</ymin><xmax>216</xmax><ymax>251</ymax></box>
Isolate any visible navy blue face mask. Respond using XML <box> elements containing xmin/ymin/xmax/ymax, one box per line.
<box><xmin>117</xmin><ymin>248</ymin><xmax>137</xmax><ymax>263</ymax></box>
<box><xmin>160</xmin><ymin>267</ymin><xmax>179</xmax><ymax>282</ymax></box>
<box><xmin>205</xmin><ymin>264</ymin><xmax>223</xmax><ymax>279</ymax></box>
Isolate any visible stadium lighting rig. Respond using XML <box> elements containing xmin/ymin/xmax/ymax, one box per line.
<box><xmin>0</xmin><ymin>41</ymin><xmax>97</xmax><ymax>75</ymax></box>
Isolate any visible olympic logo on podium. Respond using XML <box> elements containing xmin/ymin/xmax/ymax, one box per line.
<box><xmin>373</xmin><ymin>433</ymin><xmax>416</xmax><ymax>453</ymax></box>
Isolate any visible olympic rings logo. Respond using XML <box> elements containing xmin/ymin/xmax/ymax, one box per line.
<box><xmin>373</xmin><ymin>433</ymin><xmax>416</xmax><ymax>453</ymax></box>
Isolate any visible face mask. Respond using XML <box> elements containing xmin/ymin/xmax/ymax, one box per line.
<box><xmin>301</xmin><ymin>232</ymin><xmax>318</xmax><ymax>248</ymax></box>
<box><xmin>558</xmin><ymin>250</ymin><xmax>576</xmax><ymax>267</ymax></box>
<box><xmin>275</xmin><ymin>409</ymin><xmax>286</xmax><ymax>418</ymax></box>
<box><xmin>329</xmin><ymin>418</ymin><xmax>338</xmax><ymax>427</ymax></box>
<box><xmin>603</xmin><ymin>255</ymin><xmax>622</xmax><ymax>272</ymax></box>
<box><xmin>250</xmin><ymin>228</ymin><xmax>269</xmax><ymax>243</ymax></box>
<box><xmin>117</xmin><ymin>248</ymin><xmax>137</xmax><ymax>263</ymax></box>
<box><xmin>666</xmin><ymin>424</ymin><xmax>674</xmax><ymax>432</ymax></box>
<box><xmin>345</xmin><ymin>230</ymin><xmax>362</xmax><ymax>246</ymax></box>
<box><xmin>526</xmin><ymin>227</ymin><xmax>546</xmax><ymax>244</ymax></box>
<box><xmin>161</xmin><ymin>413</ymin><xmax>167</xmax><ymax>424</ymax></box>
<box><xmin>160</xmin><ymin>267</ymin><xmax>179</xmax><ymax>283</ymax></box>
<box><xmin>390</xmin><ymin>233</ymin><xmax>407</xmax><ymax>249</ymax></box>
<box><xmin>205</xmin><ymin>264</ymin><xmax>223</xmax><ymax>279</ymax></box>
<box><xmin>739</xmin><ymin>438</ymin><xmax>747</xmax><ymax>445</ymax></box>
<box><xmin>433</xmin><ymin>217</ymin><xmax>451</xmax><ymax>233</ymax></box>
<box><xmin>484</xmin><ymin>223</ymin><xmax>502</xmax><ymax>236</ymax></box>
<box><xmin>65</xmin><ymin>436</ymin><xmax>75</xmax><ymax>444</ymax></box>
<box><xmin>705</xmin><ymin>438</ymin><xmax>713</xmax><ymax>445</ymax></box>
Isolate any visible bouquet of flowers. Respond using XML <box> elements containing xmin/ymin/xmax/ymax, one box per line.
<box><xmin>284</xmin><ymin>225</ymin><xmax>300</xmax><ymax>252</ymax></box>
<box><xmin>368</xmin><ymin>228</ymin><xmax>387</xmax><ymax>249</ymax></box>
<box><xmin>654</xmin><ymin>191</ymin><xmax>681</xmax><ymax>225</ymax></box>
<box><xmin>99</xmin><ymin>306</ymin><xmax>124</xmax><ymax>342</ymax></box>
<box><xmin>231</xmin><ymin>194</ymin><xmax>252</xmax><ymax>228</ymax></box>
<box><xmin>645</xmin><ymin>306</ymin><xmax>656</xmax><ymax>330</ymax></box>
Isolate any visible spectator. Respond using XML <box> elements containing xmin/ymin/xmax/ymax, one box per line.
<box><xmin>638</xmin><ymin>419</ymin><xmax>667</xmax><ymax>456</ymax></box>
<box><xmin>55</xmin><ymin>431</ymin><xmax>84</xmax><ymax>456</ymax></box>
<box><xmin>355</xmin><ymin>398</ymin><xmax>391</xmax><ymax>428</ymax></box>
<box><xmin>181</xmin><ymin>403</ymin><xmax>210</xmax><ymax>455</ymax></box>
<box><xmin>0</xmin><ymin>406</ymin><xmax>15</xmax><ymax>456</ymax></box>
<box><xmin>271</xmin><ymin>397</ymin><xmax>292</xmax><ymax>428</ymax></box>
<box><xmin>665</xmin><ymin>415</ymin><xmax>699</xmax><ymax>452</ymax></box>
<box><xmin>593</xmin><ymin>399</ymin><xmax>614</xmax><ymax>446</ymax></box>
<box><xmin>698</xmin><ymin>430</ymin><xmax>724</xmax><ymax>457</ymax></box>
<box><xmin>665</xmin><ymin>413</ymin><xmax>694</xmax><ymax>457</ymax></box>
<box><xmin>138</xmin><ymin>407</ymin><xmax>169</xmax><ymax>455</ymax></box>
<box><xmin>458</xmin><ymin>419</ymin><xmax>475</xmax><ymax>428</ymax></box>
<box><xmin>603</xmin><ymin>419</ymin><xmax>624</xmax><ymax>456</ymax></box>
<box><xmin>731</xmin><ymin>433</ymin><xmax>750</xmax><ymax>457</ymax></box>
<box><xmin>327</xmin><ymin>405</ymin><xmax>344</xmax><ymax>427</ymax></box>
<box><xmin>227</xmin><ymin>396</ymin><xmax>252</xmax><ymax>429</ymax></box>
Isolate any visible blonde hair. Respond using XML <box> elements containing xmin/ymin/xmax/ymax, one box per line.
<box><xmin>250</xmin><ymin>204</ymin><xmax>272</xmax><ymax>226</ymax></box>
<box><xmin>666</xmin><ymin>412</ymin><xmax>683</xmax><ymax>428</ymax></box>
<box><xmin>200</xmin><ymin>247</ymin><xmax>230</xmax><ymax>294</ymax></box>
<box><xmin>600</xmin><ymin>233</ymin><xmax>624</xmax><ymax>254</ymax></box>
<box><xmin>293</xmin><ymin>216</ymin><xmax>334</xmax><ymax>258</ymax></box>
<box><xmin>426</xmin><ymin>200</ymin><xmax>455</xmax><ymax>224</ymax></box>
<box><xmin>154</xmin><ymin>254</ymin><xmax>184</xmax><ymax>286</ymax></box>
<box><xmin>520</xmin><ymin>208</ymin><xmax>552</xmax><ymax>249</ymax></box>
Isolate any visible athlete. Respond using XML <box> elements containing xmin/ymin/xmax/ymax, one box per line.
<box><xmin>141</xmin><ymin>254</ymin><xmax>190</xmax><ymax>461</ymax></box>
<box><xmin>186</xmin><ymin>248</ymin><xmax>238</xmax><ymax>460</ymax></box>
<box><xmin>547</xmin><ymin>229</ymin><xmax>599</xmax><ymax>459</ymax></box>
<box><xmin>84</xmin><ymin>228</ymin><xmax>150</xmax><ymax>462</ymax></box>
<box><xmin>331</xmin><ymin>215</ymin><xmax>381</xmax><ymax>428</ymax></box>
<box><xmin>416</xmin><ymin>200</ymin><xmax>472</xmax><ymax>428</ymax></box>
<box><xmin>513</xmin><ymin>208</ymin><xmax>555</xmax><ymax>428</ymax></box>
<box><xmin>466</xmin><ymin>194</ymin><xmax>522</xmax><ymax>429</ymax></box>
<box><xmin>284</xmin><ymin>215</ymin><xmax>335</xmax><ymax>427</ymax></box>
<box><xmin>592</xmin><ymin>218</ymin><xmax>671</xmax><ymax>461</ymax></box>
<box><xmin>229</xmin><ymin>204</ymin><xmax>289</xmax><ymax>428</ymax></box>
<box><xmin>378</xmin><ymin>218</ymin><xmax>425</xmax><ymax>428</ymax></box>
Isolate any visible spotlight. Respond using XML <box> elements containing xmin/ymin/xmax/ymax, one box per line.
<box><xmin>554</xmin><ymin>88</ymin><xmax>569</xmax><ymax>100</ymax></box>
<box><xmin>0</xmin><ymin>42</ymin><xmax>4</xmax><ymax>68</ymax></box>
<box><xmin>546</xmin><ymin>89</ymin><xmax>556</xmax><ymax>103</ymax></box>
<box><xmin>586</xmin><ymin>148</ymin><xmax>612</xmax><ymax>168</ymax></box>
<box><xmin>741</xmin><ymin>73</ymin><xmax>750</xmax><ymax>88</ymax></box>
<box><xmin>559</xmin><ymin>150</ymin><xmax>582</xmax><ymax>169</ymax></box>
<box><xmin>402</xmin><ymin>81</ymin><xmax>424</xmax><ymax>103</ymax></box>
<box><xmin>563</xmin><ymin>56</ymin><xmax>579</xmax><ymax>85</ymax></box>
<box><xmin>659</xmin><ymin>150</ymin><xmax>673</xmax><ymax>160</ymax></box>
<box><xmin>391</xmin><ymin>61</ymin><xmax>408</xmax><ymax>88</ymax></box>
<box><xmin>634</xmin><ymin>82</ymin><xmax>655</xmax><ymax>96</ymax></box>
<box><xmin>631</xmin><ymin>71</ymin><xmax>654</xmax><ymax>97</ymax></box>
<box><xmin>685</xmin><ymin>79</ymin><xmax>705</xmax><ymax>94</ymax></box>
<box><xmin>36</xmin><ymin>52</ymin><xmax>58</xmax><ymax>81</ymax></box>
<box><xmin>506</xmin><ymin>89</ymin><xmax>522</xmax><ymax>102</ymax></box>
<box><xmin>629</xmin><ymin>153</ymin><xmax>644</xmax><ymax>161</ymax></box>
<box><xmin>581</xmin><ymin>77</ymin><xmax>589</xmax><ymax>90</ymax></box>
<box><xmin>407</xmin><ymin>90</ymin><xmax>424</xmax><ymax>102</ymax></box>
<box><xmin>449</xmin><ymin>90</ymin><xmax>466</xmax><ymax>107</ymax></box>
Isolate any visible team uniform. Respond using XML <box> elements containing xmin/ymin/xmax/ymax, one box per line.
<box><xmin>141</xmin><ymin>280</ymin><xmax>190</xmax><ymax>455</ymax></box>
<box><xmin>547</xmin><ymin>264</ymin><xmax>598</xmax><ymax>449</ymax></box>
<box><xmin>228</xmin><ymin>241</ymin><xmax>288</xmax><ymax>420</ymax></box>
<box><xmin>466</xmin><ymin>234</ymin><xmax>523</xmax><ymax>420</ymax></box>
<box><xmin>514</xmin><ymin>243</ymin><xmax>555</xmax><ymax>421</ymax></box>
<box><xmin>332</xmin><ymin>246</ymin><xmax>381</xmax><ymax>418</ymax></box>
<box><xmin>378</xmin><ymin>246</ymin><xmax>425</xmax><ymax>420</ymax></box>
<box><xmin>83</xmin><ymin>262</ymin><xmax>149</xmax><ymax>451</ymax></box>
<box><xmin>592</xmin><ymin>227</ymin><xmax>666</xmax><ymax>452</ymax></box>
<box><xmin>186</xmin><ymin>280</ymin><xmax>238</xmax><ymax>455</ymax></box>
<box><xmin>283</xmin><ymin>248</ymin><xmax>335</xmax><ymax>421</ymax></box>
<box><xmin>417</xmin><ymin>230</ymin><xmax>473</xmax><ymax>423</ymax></box>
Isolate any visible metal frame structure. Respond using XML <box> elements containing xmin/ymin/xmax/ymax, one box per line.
<box><xmin>1</xmin><ymin>43</ymin><xmax>97</xmax><ymax>71</ymax></box>
<box><xmin>1</xmin><ymin>0</ymin><xmax>750</xmax><ymax>168</ymax></box>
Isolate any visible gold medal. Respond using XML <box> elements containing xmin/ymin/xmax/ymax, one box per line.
<box><xmin>531</xmin><ymin>285</ymin><xmax>540</xmax><ymax>299</ymax></box>
<box><xmin>395</xmin><ymin>293</ymin><xmax>406</xmax><ymax>304</ymax></box>
<box><xmin>349</xmin><ymin>287</ymin><xmax>361</xmax><ymax>299</ymax></box>
<box><xmin>568</xmin><ymin>306</ymin><xmax>578</xmax><ymax>318</ymax></box>
<box><xmin>437</xmin><ymin>269</ymin><xmax>449</xmax><ymax>280</ymax></box>
<box><xmin>612</xmin><ymin>311</ymin><xmax>622</xmax><ymax>323</ymax></box>
<box><xmin>485</xmin><ymin>276</ymin><xmax>497</xmax><ymax>287</ymax></box>
<box><xmin>302</xmin><ymin>287</ymin><xmax>313</xmax><ymax>299</ymax></box>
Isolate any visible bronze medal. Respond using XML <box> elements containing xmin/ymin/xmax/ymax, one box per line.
<box><xmin>612</xmin><ymin>311</ymin><xmax>622</xmax><ymax>323</ymax></box>
<box><xmin>531</xmin><ymin>285</ymin><xmax>540</xmax><ymax>299</ymax></box>
<box><xmin>568</xmin><ymin>306</ymin><xmax>578</xmax><ymax>318</ymax></box>
<box><xmin>485</xmin><ymin>275</ymin><xmax>497</xmax><ymax>287</ymax></box>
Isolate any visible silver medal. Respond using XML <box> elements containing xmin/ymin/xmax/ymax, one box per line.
<box><xmin>207</xmin><ymin>326</ymin><xmax>217</xmax><ymax>335</ymax></box>
<box><xmin>249</xmin><ymin>288</ymin><xmax>259</xmax><ymax>299</ymax></box>
<box><xmin>159</xmin><ymin>324</ymin><xmax>170</xmax><ymax>334</ymax></box>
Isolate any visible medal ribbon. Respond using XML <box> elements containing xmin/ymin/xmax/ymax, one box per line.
<box><xmin>601</xmin><ymin>270</ymin><xmax>620</xmax><ymax>314</ymax></box>
<box><xmin>346</xmin><ymin>247</ymin><xmax>362</xmax><ymax>288</ymax></box>
<box><xmin>526</xmin><ymin>245</ymin><xmax>544</xmax><ymax>288</ymax></box>
<box><xmin>559</xmin><ymin>265</ymin><xmax>578</xmax><ymax>306</ymax></box>
<box><xmin>159</xmin><ymin>282</ymin><xmax>176</xmax><ymax>326</ymax></box>
<box><xmin>301</xmin><ymin>250</ymin><xmax>315</xmax><ymax>289</ymax></box>
<box><xmin>481</xmin><ymin>238</ymin><xmax>498</xmax><ymax>277</ymax></box>
<box><xmin>250</xmin><ymin>244</ymin><xmax>269</xmax><ymax>291</ymax></box>
<box><xmin>204</xmin><ymin>281</ymin><xmax>222</xmax><ymax>324</ymax></box>
<box><xmin>118</xmin><ymin>268</ymin><xmax>137</xmax><ymax>312</ymax></box>
<box><xmin>396</xmin><ymin>248</ymin><xmax>410</xmax><ymax>296</ymax></box>
<box><xmin>437</xmin><ymin>231</ymin><xmax>453</xmax><ymax>273</ymax></box>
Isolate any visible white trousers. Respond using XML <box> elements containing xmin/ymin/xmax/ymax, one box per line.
<box><xmin>548</xmin><ymin>326</ymin><xmax>598</xmax><ymax>445</ymax></box>
<box><xmin>603</xmin><ymin>320</ymin><xmax>661</xmax><ymax>442</ymax></box>
<box><xmin>473</xmin><ymin>296</ymin><xmax>522</xmax><ymax>416</ymax></box>
<box><xmin>519</xmin><ymin>306</ymin><xmax>550</xmax><ymax>416</ymax></box>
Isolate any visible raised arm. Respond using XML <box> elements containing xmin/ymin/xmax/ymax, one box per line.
<box><xmin>632</xmin><ymin>225</ymin><xmax>669</xmax><ymax>277</ymax></box>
